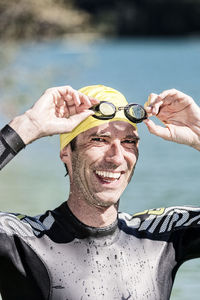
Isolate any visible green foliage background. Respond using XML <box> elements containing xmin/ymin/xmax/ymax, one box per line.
<box><xmin>1</xmin><ymin>0</ymin><xmax>200</xmax><ymax>40</ymax></box>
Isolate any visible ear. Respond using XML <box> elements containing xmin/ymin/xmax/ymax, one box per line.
<box><xmin>60</xmin><ymin>144</ymin><xmax>73</xmax><ymax>178</ymax></box>
<box><xmin>60</xmin><ymin>144</ymin><xmax>72</xmax><ymax>164</ymax></box>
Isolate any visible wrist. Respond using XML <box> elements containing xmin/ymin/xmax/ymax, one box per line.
<box><xmin>192</xmin><ymin>143</ymin><xmax>200</xmax><ymax>151</ymax></box>
<box><xmin>192</xmin><ymin>123</ymin><xmax>200</xmax><ymax>151</ymax></box>
<box><xmin>1</xmin><ymin>125</ymin><xmax>25</xmax><ymax>153</ymax></box>
<box><xmin>9</xmin><ymin>111</ymin><xmax>42</xmax><ymax>145</ymax></box>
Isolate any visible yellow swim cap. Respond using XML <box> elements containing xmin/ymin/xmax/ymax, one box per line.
<box><xmin>60</xmin><ymin>85</ymin><xmax>137</xmax><ymax>150</ymax></box>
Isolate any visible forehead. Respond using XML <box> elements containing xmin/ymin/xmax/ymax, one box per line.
<box><xmin>77</xmin><ymin>121</ymin><xmax>138</xmax><ymax>141</ymax></box>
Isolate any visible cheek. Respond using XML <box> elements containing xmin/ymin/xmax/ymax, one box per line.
<box><xmin>71</xmin><ymin>152</ymin><xmax>92</xmax><ymax>183</ymax></box>
<box><xmin>127</xmin><ymin>150</ymin><xmax>138</xmax><ymax>166</ymax></box>
<box><xmin>84</xmin><ymin>148</ymin><xmax>104</xmax><ymax>167</ymax></box>
<box><xmin>71</xmin><ymin>152</ymin><xmax>84</xmax><ymax>179</ymax></box>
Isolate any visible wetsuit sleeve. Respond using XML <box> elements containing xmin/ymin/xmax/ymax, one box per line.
<box><xmin>171</xmin><ymin>208</ymin><xmax>200</xmax><ymax>262</ymax></box>
<box><xmin>128</xmin><ymin>206</ymin><xmax>200</xmax><ymax>262</ymax></box>
<box><xmin>0</xmin><ymin>125</ymin><xmax>25</xmax><ymax>170</ymax></box>
<box><xmin>148</xmin><ymin>206</ymin><xmax>200</xmax><ymax>263</ymax></box>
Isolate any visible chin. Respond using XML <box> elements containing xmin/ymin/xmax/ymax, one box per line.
<box><xmin>93</xmin><ymin>197</ymin><xmax>120</xmax><ymax>208</ymax></box>
<box><xmin>81</xmin><ymin>187</ymin><xmax>121</xmax><ymax>209</ymax></box>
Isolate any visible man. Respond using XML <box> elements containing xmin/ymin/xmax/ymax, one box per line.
<box><xmin>0</xmin><ymin>84</ymin><xmax>200</xmax><ymax>300</ymax></box>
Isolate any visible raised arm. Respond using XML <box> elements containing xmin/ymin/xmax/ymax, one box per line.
<box><xmin>0</xmin><ymin>85</ymin><xmax>99</xmax><ymax>169</ymax></box>
<box><xmin>144</xmin><ymin>89</ymin><xmax>200</xmax><ymax>151</ymax></box>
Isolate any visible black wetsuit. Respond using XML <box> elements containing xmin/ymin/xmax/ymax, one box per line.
<box><xmin>0</xmin><ymin>125</ymin><xmax>200</xmax><ymax>300</ymax></box>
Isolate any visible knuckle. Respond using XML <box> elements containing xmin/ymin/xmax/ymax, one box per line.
<box><xmin>169</xmin><ymin>88</ymin><xmax>179</xmax><ymax>94</ymax></box>
<box><xmin>66</xmin><ymin>85</ymin><xmax>72</xmax><ymax>91</ymax></box>
<box><xmin>45</xmin><ymin>88</ymin><xmax>51</xmax><ymax>93</ymax></box>
<box><xmin>45</xmin><ymin>87</ymin><xmax>56</xmax><ymax>94</ymax></box>
<box><xmin>148</xmin><ymin>93</ymin><xmax>155</xmax><ymax>99</ymax></box>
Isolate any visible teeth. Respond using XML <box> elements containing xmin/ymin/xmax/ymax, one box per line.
<box><xmin>95</xmin><ymin>170</ymin><xmax>121</xmax><ymax>179</ymax></box>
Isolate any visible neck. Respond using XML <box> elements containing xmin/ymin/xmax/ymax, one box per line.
<box><xmin>67</xmin><ymin>195</ymin><xmax>118</xmax><ymax>228</ymax></box>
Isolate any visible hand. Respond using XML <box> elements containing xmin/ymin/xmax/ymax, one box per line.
<box><xmin>144</xmin><ymin>89</ymin><xmax>200</xmax><ymax>151</ymax></box>
<box><xmin>9</xmin><ymin>86</ymin><xmax>99</xmax><ymax>144</ymax></box>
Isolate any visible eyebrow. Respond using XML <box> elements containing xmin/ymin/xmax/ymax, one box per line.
<box><xmin>125</xmin><ymin>135</ymin><xmax>140</xmax><ymax>141</ymax></box>
<box><xmin>89</xmin><ymin>132</ymin><xmax>111</xmax><ymax>138</ymax></box>
<box><xmin>89</xmin><ymin>132</ymin><xmax>140</xmax><ymax>140</ymax></box>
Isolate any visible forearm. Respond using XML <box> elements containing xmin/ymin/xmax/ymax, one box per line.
<box><xmin>0</xmin><ymin>108</ymin><xmax>50</xmax><ymax>170</ymax></box>
<box><xmin>0</xmin><ymin>125</ymin><xmax>25</xmax><ymax>170</ymax></box>
<box><xmin>9</xmin><ymin>111</ymin><xmax>42</xmax><ymax>145</ymax></box>
<box><xmin>0</xmin><ymin>110</ymin><xmax>48</xmax><ymax>170</ymax></box>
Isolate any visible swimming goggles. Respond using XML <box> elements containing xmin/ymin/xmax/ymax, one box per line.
<box><xmin>91</xmin><ymin>101</ymin><xmax>147</xmax><ymax>123</ymax></box>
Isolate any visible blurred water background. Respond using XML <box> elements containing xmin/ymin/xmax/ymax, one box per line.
<box><xmin>0</xmin><ymin>36</ymin><xmax>200</xmax><ymax>299</ymax></box>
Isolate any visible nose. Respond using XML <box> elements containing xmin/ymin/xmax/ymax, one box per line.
<box><xmin>105</xmin><ymin>140</ymin><xmax>125</xmax><ymax>166</ymax></box>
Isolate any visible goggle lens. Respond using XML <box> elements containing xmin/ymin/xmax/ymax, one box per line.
<box><xmin>92</xmin><ymin>102</ymin><xmax>116</xmax><ymax>120</ymax></box>
<box><xmin>92</xmin><ymin>101</ymin><xmax>147</xmax><ymax>123</ymax></box>
<box><xmin>124</xmin><ymin>104</ymin><xmax>147</xmax><ymax>123</ymax></box>
<box><xmin>99</xmin><ymin>102</ymin><xmax>116</xmax><ymax>116</ymax></box>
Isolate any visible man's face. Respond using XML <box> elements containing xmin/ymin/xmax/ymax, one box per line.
<box><xmin>63</xmin><ymin>121</ymin><xmax>139</xmax><ymax>208</ymax></box>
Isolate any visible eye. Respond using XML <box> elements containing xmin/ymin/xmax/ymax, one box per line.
<box><xmin>121</xmin><ymin>139</ymin><xmax>138</xmax><ymax>149</ymax></box>
<box><xmin>91</xmin><ymin>137</ymin><xmax>107</xmax><ymax>143</ymax></box>
<box><xmin>122</xmin><ymin>139</ymin><xmax>137</xmax><ymax>144</ymax></box>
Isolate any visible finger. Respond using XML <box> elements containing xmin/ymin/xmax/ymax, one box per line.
<box><xmin>60</xmin><ymin>86</ymin><xmax>80</xmax><ymax>107</ymax></box>
<box><xmin>159</xmin><ymin>89</ymin><xmax>186</xmax><ymax>102</ymax></box>
<box><xmin>76</xmin><ymin>95</ymin><xmax>99</xmax><ymax>111</ymax></box>
<box><xmin>77</xmin><ymin>102</ymin><xmax>94</xmax><ymax>111</ymax></box>
<box><xmin>55</xmin><ymin>109</ymin><xmax>60</xmax><ymax>118</ymax></box>
<box><xmin>64</xmin><ymin>93</ymin><xmax>73</xmax><ymax>105</ymax></box>
<box><xmin>52</xmin><ymin>86</ymin><xmax>75</xmax><ymax>104</ymax></box>
<box><xmin>90</xmin><ymin>98</ymin><xmax>100</xmax><ymax>105</ymax></box>
<box><xmin>56</xmin><ymin>86</ymin><xmax>99</xmax><ymax>108</ymax></box>
<box><xmin>70</xmin><ymin>90</ymin><xmax>92</xmax><ymax>108</ymax></box>
<box><xmin>56</xmin><ymin>110</ymin><xmax>66</xmax><ymax>118</ymax></box>
<box><xmin>55</xmin><ymin>97</ymin><xmax>65</xmax><ymax>109</ymax></box>
<box><xmin>143</xmin><ymin>119</ymin><xmax>171</xmax><ymax>141</ymax></box>
<box><xmin>158</xmin><ymin>89</ymin><xmax>180</xmax><ymax>99</ymax></box>
<box><xmin>83</xmin><ymin>95</ymin><xmax>93</xmax><ymax>107</ymax></box>
<box><xmin>65</xmin><ymin>91</ymin><xmax>95</xmax><ymax>109</ymax></box>
<box><xmin>56</xmin><ymin>104</ymin><xmax>70</xmax><ymax>117</ymax></box>
<box><xmin>63</xmin><ymin>105</ymin><xmax>69</xmax><ymax>118</ymax></box>
<box><xmin>79</xmin><ymin>94</ymin><xmax>94</xmax><ymax>108</ymax></box>
<box><xmin>72</xmin><ymin>90</ymin><xmax>81</xmax><ymax>106</ymax></box>
<box><xmin>145</xmin><ymin>93</ymin><xmax>163</xmax><ymax>116</ymax></box>
<box><xmin>152</xmin><ymin>100</ymin><xmax>164</xmax><ymax>115</ymax></box>
<box><xmin>159</xmin><ymin>89</ymin><xmax>194</xmax><ymax>108</ymax></box>
<box><xmin>144</xmin><ymin>93</ymin><xmax>158</xmax><ymax>108</ymax></box>
<box><xmin>68</xmin><ymin>105</ymin><xmax>77</xmax><ymax>116</ymax></box>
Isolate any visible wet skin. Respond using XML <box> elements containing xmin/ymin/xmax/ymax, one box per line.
<box><xmin>62</xmin><ymin>121</ymin><xmax>139</xmax><ymax>210</ymax></box>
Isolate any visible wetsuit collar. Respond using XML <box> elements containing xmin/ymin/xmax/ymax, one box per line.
<box><xmin>54</xmin><ymin>202</ymin><xmax>119</xmax><ymax>241</ymax></box>
<box><xmin>66</xmin><ymin>202</ymin><xmax>118</xmax><ymax>237</ymax></box>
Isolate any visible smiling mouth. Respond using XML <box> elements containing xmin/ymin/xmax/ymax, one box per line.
<box><xmin>95</xmin><ymin>170</ymin><xmax>121</xmax><ymax>182</ymax></box>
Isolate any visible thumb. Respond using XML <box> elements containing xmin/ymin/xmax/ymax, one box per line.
<box><xmin>58</xmin><ymin>110</ymin><xmax>94</xmax><ymax>133</ymax></box>
<box><xmin>143</xmin><ymin>119</ymin><xmax>172</xmax><ymax>141</ymax></box>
